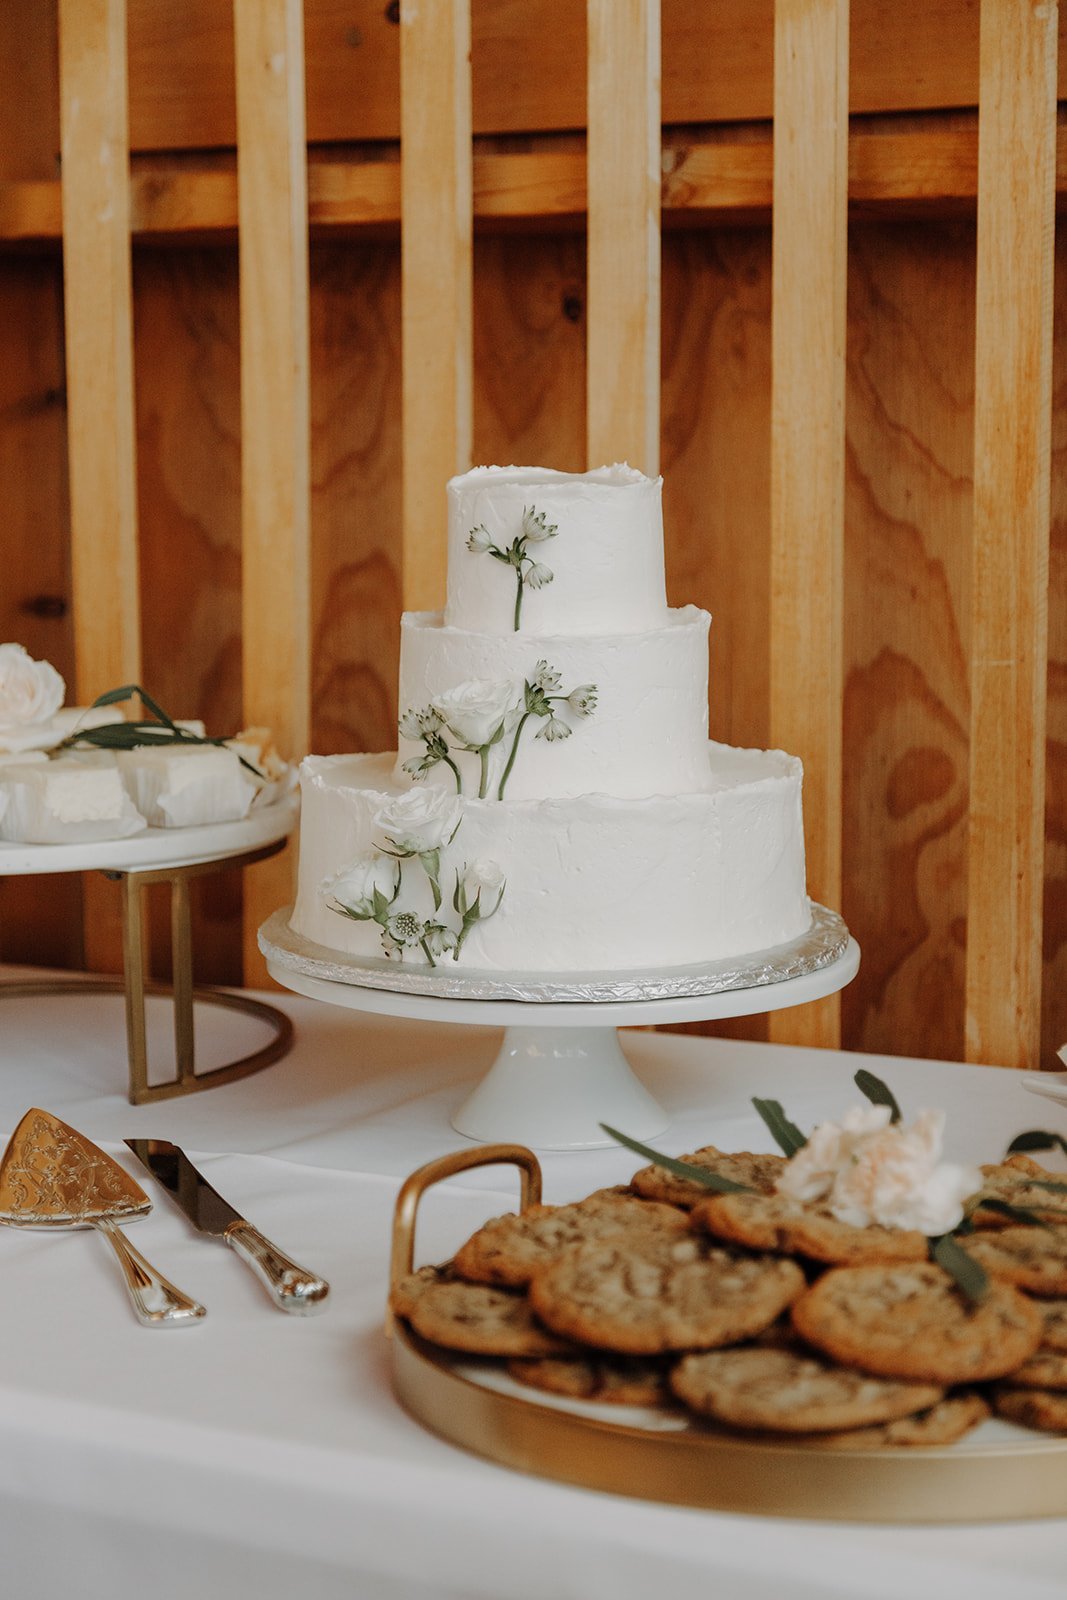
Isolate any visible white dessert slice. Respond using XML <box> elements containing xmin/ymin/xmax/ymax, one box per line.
<box><xmin>0</xmin><ymin>758</ymin><xmax>147</xmax><ymax>844</ymax></box>
<box><xmin>116</xmin><ymin>745</ymin><xmax>257</xmax><ymax>828</ymax></box>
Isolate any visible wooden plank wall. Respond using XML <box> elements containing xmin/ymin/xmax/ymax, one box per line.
<box><xmin>1</xmin><ymin>1</ymin><xmax>1066</xmax><ymax>1075</ymax></box>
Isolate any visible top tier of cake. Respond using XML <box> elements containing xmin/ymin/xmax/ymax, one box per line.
<box><xmin>444</xmin><ymin>464</ymin><xmax>669</xmax><ymax>636</ymax></box>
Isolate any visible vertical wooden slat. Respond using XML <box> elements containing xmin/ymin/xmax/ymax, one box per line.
<box><xmin>59</xmin><ymin>0</ymin><xmax>141</xmax><ymax>714</ymax></box>
<box><xmin>400</xmin><ymin>0</ymin><xmax>472</xmax><ymax>611</ymax></box>
<box><xmin>234</xmin><ymin>0</ymin><xmax>311</xmax><ymax>983</ymax></box>
<box><xmin>59</xmin><ymin>0</ymin><xmax>140</xmax><ymax>975</ymax></box>
<box><xmin>768</xmin><ymin>0</ymin><xmax>849</xmax><ymax>1049</ymax></box>
<box><xmin>586</xmin><ymin>0</ymin><xmax>661</xmax><ymax>474</ymax></box>
<box><xmin>965</xmin><ymin>0</ymin><xmax>1057</xmax><ymax>1070</ymax></box>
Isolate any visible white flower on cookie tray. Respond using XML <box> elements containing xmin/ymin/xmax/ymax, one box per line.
<box><xmin>603</xmin><ymin>1068</ymin><xmax>1067</xmax><ymax>1307</ymax></box>
<box><xmin>465</xmin><ymin>503</ymin><xmax>559</xmax><ymax>630</ymax></box>
<box><xmin>775</xmin><ymin>1104</ymin><xmax>981</xmax><ymax>1237</ymax></box>
<box><xmin>399</xmin><ymin>661</ymin><xmax>597</xmax><ymax>799</ymax></box>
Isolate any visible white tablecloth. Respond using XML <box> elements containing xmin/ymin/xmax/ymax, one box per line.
<box><xmin>2</xmin><ymin>972</ymin><xmax>1067</xmax><ymax>1600</ymax></box>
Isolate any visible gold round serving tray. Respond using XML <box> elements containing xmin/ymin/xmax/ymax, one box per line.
<box><xmin>389</xmin><ymin>1145</ymin><xmax>1067</xmax><ymax>1524</ymax></box>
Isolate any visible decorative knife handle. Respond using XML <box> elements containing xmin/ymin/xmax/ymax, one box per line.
<box><xmin>94</xmin><ymin>1218</ymin><xmax>207</xmax><ymax>1328</ymax></box>
<box><xmin>223</xmin><ymin>1219</ymin><xmax>329</xmax><ymax>1315</ymax></box>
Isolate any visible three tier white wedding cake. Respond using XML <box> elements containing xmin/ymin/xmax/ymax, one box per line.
<box><xmin>290</xmin><ymin>465</ymin><xmax>811</xmax><ymax>973</ymax></box>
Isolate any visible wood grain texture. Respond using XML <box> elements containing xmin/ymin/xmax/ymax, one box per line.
<box><xmin>310</xmin><ymin>243</ymin><xmax>402</xmax><ymax>759</ymax></box>
<box><xmin>842</xmin><ymin>223</ymin><xmax>975</xmax><ymax>1064</ymax></box>
<box><xmin>768</xmin><ymin>0</ymin><xmax>849</xmax><ymax>1050</ymax></box>
<box><xmin>966</xmin><ymin>0</ymin><xmax>1057</xmax><ymax>1070</ymax></box>
<box><xmin>399</xmin><ymin>0</ymin><xmax>472</xmax><ymax>611</ymax></box>
<box><xmin>121</xmin><ymin>0</ymin><xmax>1066</xmax><ymax>151</ymax></box>
<box><xmin>234</xmin><ymin>0</ymin><xmax>311</xmax><ymax>982</ymax></box>
<box><xmin>1043</xmin><ymin>240</ymin><xmax>1067</xmax><ymax>1069</ymax></box>
<box><xmin>586</xmin><ymin>0</ymin><xmax>660</xmax><ymax>473</ymax></box>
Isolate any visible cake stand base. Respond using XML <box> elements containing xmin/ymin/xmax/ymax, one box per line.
<box><xmin>263</xmin><ymin>934</ymin><xmax>861</xmax><ymax>1150</ymax></box>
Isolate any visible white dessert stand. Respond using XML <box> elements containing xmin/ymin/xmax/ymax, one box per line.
<box><xmin>1</xmin><ymin>795</ymin><xmax>299</xmax><ymax>1104</ymax></box>
<box><xmin>260</xmin><ymin>905</ymin><xmax>860</xmax><ymax>1150</ymax></box>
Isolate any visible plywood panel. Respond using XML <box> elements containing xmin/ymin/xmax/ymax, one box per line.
<box><xmin>768</xmin><ymin>0</ymin><xmax>849</xmax><ymax>1050</ymax></box>
<box><xmin>586</xmin><ymin>0</ymin><xmax>660</xmax><ymax>473</ymax></box>
<box><xmin>965</xmin><ymin>0</ymin><xmax>1057</xmax><ymax>1070</ymax></box>
<box><xmin>399</xmin><ymin>0</ymin><xmax>472</xmax><ymax>612</ymax></box>
<box><xmin>842</xmin><ymin>222</ymin><xmax>974</xmax><ymax>1064</ymax></box>
<box><xmin>234</xmin><ymin>0</ymin><xmax>312</xmax><ymax>983</ymax></box>
<box><xmin>1044</xmin><ymin>240</ymin><xmax>1067</xmax><ymax>1069</ymax></box>
<box><xmin>310</xmin><ymin>242</ymin><xmax>403</xmax><ymax>760</ymax></box>
<box><xmin>121</xmin><ymin>0</ymin><xmax>1036</xmax><ymax>152</ymax></box>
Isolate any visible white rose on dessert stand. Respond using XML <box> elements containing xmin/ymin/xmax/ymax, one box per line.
<box><xmin>0</xmin><ymin>643</ymin><xmax>68</xmax><ymax>753</ymax></box>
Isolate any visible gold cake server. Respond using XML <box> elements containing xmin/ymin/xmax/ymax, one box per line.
<box><xmin>0</xmin><ymin>1108</ymin><xmax>206</xmax><ymax>1327</ymax></box>
<box><xmin>125</xmin><ymin>1138</ymin><xmax>329</xmax><ymax>1315</ymax></box>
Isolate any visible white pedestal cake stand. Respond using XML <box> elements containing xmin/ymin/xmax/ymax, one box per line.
<box><xmin>259</xmin><ymin>903</ymin><xmax>860</xmax><ymax>1150</ymax></box>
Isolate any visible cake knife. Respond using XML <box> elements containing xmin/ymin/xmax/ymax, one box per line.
<box><xmin>125</xmin><ymin>1139</ymin><xmax>329</xmax><ymax>1316</ymax></box>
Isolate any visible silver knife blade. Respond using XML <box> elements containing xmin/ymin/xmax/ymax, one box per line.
<box><xmin>124</xmin><ymin>1139</ymin><xmax>329</xmax><ymax>1315</ymax></box>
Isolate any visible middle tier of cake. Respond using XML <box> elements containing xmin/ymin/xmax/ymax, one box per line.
<box><xmin>396</xmin><ymin>606</ymin><xmax>711</xmax><ymax>800</ymax></box>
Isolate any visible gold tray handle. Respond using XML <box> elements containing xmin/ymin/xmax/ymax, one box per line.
<box><xmin>389</xmin><ymin>1143</ymin><xmax>543</xmax><ymax>1310</ymax></box>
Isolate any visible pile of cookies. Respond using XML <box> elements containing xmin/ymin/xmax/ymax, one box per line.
<box><xmin>390</xmin><ymin>1142</ymin><xmax>1067</xmax><ymax>1448</ymax></box>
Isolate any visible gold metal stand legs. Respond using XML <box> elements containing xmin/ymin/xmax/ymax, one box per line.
<box><xmin>2</xmin><ymin>841</ymin><xmax>294</xmax><ymax>1104</ymax></box>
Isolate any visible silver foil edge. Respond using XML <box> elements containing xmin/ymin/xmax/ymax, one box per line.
<box><xmin>257</xmin><ymin>902</ymin><xmax>851</xmax><ymax>1005</ymax></box>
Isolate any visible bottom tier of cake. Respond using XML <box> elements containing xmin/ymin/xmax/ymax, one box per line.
<box><xmin>290</xmin><ymin>742</ymin><xmax>810</xmax><ymax>974</ymax></box>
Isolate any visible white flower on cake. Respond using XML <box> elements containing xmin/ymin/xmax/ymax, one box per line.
<box><xmin>432</xmin><ymin>678</ymin><xmax>519</xmax><ymax>750</ymax></box>
<box><xmin>464</xmin><ymin>502</ymin><xmax>560</xmax><ymax>629</ymax></box>
<box><xmin>373</xmin><ymin>788</ymin><xmax>463</xmax><ymax>856</ymax></box>
<box><xmin>776</xmin><ymin>1104</ymin><xmax>981</xmax><ymax>1236</ymax></box>
<box><xmin>566</xmin><ymin>685</ymin><xmax>597</xmax><ymax>717</ymax></box>
<box><xmin>322</xmin><ymin>854</ymin><xmax>401</xmax><ymax>919</ymax></box>
<box><xmin>462</xmin><ymin>859</ymin><xmax>505</xmax><ymax>902</ymax></box>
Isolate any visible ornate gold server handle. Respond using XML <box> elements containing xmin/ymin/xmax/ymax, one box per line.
<box><xmin>388</xmin><ymin>1143</ymin><xmax>542</xmax><ymax>1326</ymax></box>
<box><xmin>94</xmin><ymin>1218</ymin><xmax>207</xmax><ymax>1327</ymax></box>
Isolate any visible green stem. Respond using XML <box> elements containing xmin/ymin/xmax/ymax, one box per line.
<box><xmin>478</xmin><ymin>744</ymin><xmax>490</xmax><ymax>799</ymax></box>
<box><xmin>419</xmin><ymin>937</ymin><xmax>437</xmax><ymax>968</ymax></box>
<box><xmin>443</xmin><ymin>755</ymin><xmax>463</xmax><ymax>793</ymax></box>
<box><xmin>497</xmin><ymin>711</ymin><xmax>531</xmax><ymax>799</ymax></box>
<box><xmin>513</xmin><ymin>568</ymin><xmax>524</xmax><ymax>631</ymax></box>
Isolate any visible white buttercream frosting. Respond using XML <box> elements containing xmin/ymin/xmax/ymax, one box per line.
<box><xmin>292</xmin><ymin>746</ymin><xmax>809</xmax><ymax>973</ymax></box>
<box><xmin>445</xmin><ymin>465</ymin><xmax>669</xmax><ymax>636</ymax></box>
<box><xmin>396</xmin><ymin>607</ymin><xmax>711</xmax><ymax>800</ymax></box>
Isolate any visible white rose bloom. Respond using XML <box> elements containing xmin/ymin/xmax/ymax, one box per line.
<box><xmin>322</xmin><ymin>854</ymin><xmax>398</xmax><ymax>916</ymax></box>
<box><xmin>463</xmin><ymin>859</ymin><xmax>505</xmax><ymax>902</ymax></box>
<box><xmin>433</xmin><ymin>679</ymin><xmax>519</xmax><ymax>748</ymax></box>
<box><xmin>0</xmin><ymin>644</ymin><xmax>65</xmax><ymax>733</ymax></box>
<box><xmin>373</xmin><ymin>787</ymin><xmax>463</xmax><ymax>854</ymax></box>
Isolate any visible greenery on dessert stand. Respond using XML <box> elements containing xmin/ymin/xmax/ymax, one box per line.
<box><xmin>54</xmin><ymin>684</ymin><xmax>267</xmax><ymax>778</ymax></box>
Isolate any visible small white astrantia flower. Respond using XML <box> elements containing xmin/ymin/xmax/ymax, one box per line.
<box><xmin>423</xmin><ymin>922</ymin><xmax>458</xmax><ymax>958</ymax></box>
<box><xmin>566</xmin><ymin>685</ymin><xmax>597</xmax><ymax>717</ymax></box>
<box><xmin>525</xmin><ymin>562</ymin><xmax>553</xmax><ymax>591</ymax></box>
<box><xmin>531</xmin><ymin>660</ymin><xmax>561</xmax><ymax>693</ymax></box>
<box><xmin>398</xmin><ymin>708</ymin><xmax>424</xmax><ymax>740</ymax></box>
<box><xmin>466</xmin><ymin>524</ymin><xmax>493</xmax><ymax>553</ymax></box>
<box><xmin>385</xmin><ymin>910</ymin><xmax>424</xmax><ymax>948</ymax></box>
<box><xmin>0</xmin><ymin>644</ymin><xmax>65</xmax><ymax>733</ymax></box>
<box><xmin>521</xmin><ymin>506</ymin><xmax>557</xmax><ymax>543</ymax></box>
<box><xmin>322</xmin><ymin>853</ymin><xmax>399</xmax><ymax>917</ymax></box>
<box><xmin>536</xmin><ymin>715</ymin><xmax>571</xmax><ymax>742</ymax></box>
<box><xmin>433</xmin><ymin>678</ymin><xmax>519</xmax><ymax>748</ymax></box>
<box><xmin>373</xmin><ymin>787</ymin><xmax>462</xmax><ymax>854</ymax></box>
